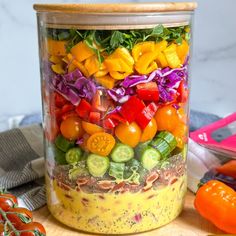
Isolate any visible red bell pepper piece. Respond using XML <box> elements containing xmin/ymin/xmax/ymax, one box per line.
<box><xmin>89</xmin><ymin>112</ymin><xmax>101</xmax><ymax>124</ymax></box>
<box><xmin>54</xmin><ymin>92</ymin><xmax>67</xmax><ymax>107</ymax></box>
<box><xmin>177</xmin><ymin>81</ymin><xmax>188</xmax><ymax>103</ymax></box>
<box><xmin>76</xmin><ymin>99</ymin><xmax>92</xmax><ymax>118</ymax></box>
<box><xmin>62</xmin><ymin>111</ymin><xmax>78</xmax><ymax>120</ymax></box>
<box><xmin>103</xmin><ymin>118</ymin><xmax>119</xmax><ymax>129</ymax></box>
<box><xmin>135</xmin><ymin>102</ymin><xmax>158</xmax><ymax>129</ymax></box>
<box><xmin>119</xmin><ymin>96</ymin><xmax>145</xmax><ymax>123</ymax></box>
<box><xmin>136</xmin><ymin>82</ymin><xmax>159</xmax><ymax>101</ymax></box>
<box><xmin>106</xmin><ymin>113</ymin><xmax>127</xmax><ymax>124</ymax></box>
<box><xmin>61</xmin><ymin>104</ymin><xmax>75</xmax><ymax>114</ymax></box>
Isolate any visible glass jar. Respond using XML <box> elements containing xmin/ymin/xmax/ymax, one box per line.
<box><xmin>34</xmin><ymin>3</ymin><xmax>197</xmax><ymax>234</ymax></box>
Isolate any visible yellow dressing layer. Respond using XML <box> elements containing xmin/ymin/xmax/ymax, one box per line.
<box><xmin>46</xmin><ymin>174</ymin><xmax>187</xmax><ymax>234</ymax></box>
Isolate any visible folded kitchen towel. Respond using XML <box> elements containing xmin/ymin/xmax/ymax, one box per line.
<box><xmin>0</xmin><ymin>124</ymin><xmax>46</xmax><ymax>210</ymax></box>
<box><xmin>0</xmin><ymin>110</ymin><xmax>223</xmax><ymax>210</ymax></box>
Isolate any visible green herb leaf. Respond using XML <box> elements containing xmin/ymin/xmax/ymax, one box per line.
<box><xmin>110</xmin><ymin>31</ymin><xmax>124</xmax><ymax>48</ymax></box>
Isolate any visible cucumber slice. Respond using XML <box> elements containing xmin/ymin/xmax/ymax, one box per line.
<box><xmin>55</xmin><ymin>135</ymin><xmax>75</xmax><ymax>152</ymax></box>
<box><xmin>150</xmin><ymin>138</ymin><xmax>171</xmax><ymax>158</ymax></box>
<box><xmin>140</xmin><ymin>146</ymin><xmax>161</xmax><ymax>170</ymax></box>
<box><xmin>54</xmin><ymin>147</ymin><xmax>67</xmax><ymax>165</ymax></box>
<box><xmin>87</xmin><ymin>154</ymin><xmax>110</xmax><ymax>177</ymax></box>
<box><xmin>111</xmin><ymin>143</ymin><xmax>134</xmax><ymax>163</ymax></box>
<box><xmin>135</xmin><ymin>141</ymin><xmax>151</xmax><ymax>159</ymax></box>
<box><xmin>109</xmin><ymin>162</ymin><xmax>125</xmax><ymax>180</ymax></box>
<box><xmin>65</xmin><ymin>147</ymin><xmax>82</xmax><ymax>164</ymax></box>
<box><xmin>156</xmin><ymin>131</ymin><xmax>177</xmax><ymax>151</ymax></box>
<box><xmin>69</xmin><ymin>161</ymin><xmax>89</xmax><ymax>180</ymax></box>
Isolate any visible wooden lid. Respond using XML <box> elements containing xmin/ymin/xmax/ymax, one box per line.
<box><xmin>33</xmin><ymin>2</ymin><xmax>197</xmax><ymax>13</ymax></box>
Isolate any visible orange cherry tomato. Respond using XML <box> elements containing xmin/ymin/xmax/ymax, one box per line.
<box><xmin>154</xmin><ymin>105</ymin><xmax>179</xmax><ymax>132</ymax></box>
<box><xmin>82</xmin><ymin>121</ymin><xmax>104</xmax><ymax>135</ymax></box>
<box><xmin>6</xmin><ymin>207</ymin><xmax>33</xmax><ymax>229</ymax></box>
<box><xmin>172</xmin><ymin>122</ymin><xmax>188</xmax><ymax>148</ymax></box>
<box><xmin>87</xmin><ymin>132</ymin><xmax>115</xmax><ymax>156</ymax></box>
<box><xmin>140</xmin><ymin>118</ymin><xmax>157</xmax><ymax>142</ymax></box>
<box><xmin>115</xmin><ymin>122</ymin><xmax>141</xmax><ymax>148</ymax></box>
<box><xmin>60</xmin><ymin>116</ymin><xmax>84</xmax><ymax>140</ymax></box>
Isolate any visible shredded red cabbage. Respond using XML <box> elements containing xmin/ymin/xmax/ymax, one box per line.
<box><xmin>50</xmin><ymin>69</ymin><xmax>97</xmax><ymax>105</ymax></box>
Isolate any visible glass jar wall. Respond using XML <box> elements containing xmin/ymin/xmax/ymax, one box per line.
<box><xmin>34</xmin><ymin>3</ymin><xmax>197</xmax><ymax>234</ymax></box>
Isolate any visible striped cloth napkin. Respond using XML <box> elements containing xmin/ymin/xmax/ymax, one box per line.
<box><xmin>0</xmin><ymin>110</ymin><xmax>222</xmax><ymax>210</ymax></box>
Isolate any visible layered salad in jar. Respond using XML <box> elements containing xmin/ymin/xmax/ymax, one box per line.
<box><xmin>41</xmin><ymin>24</ymin><xmax>190</xmax><ymax>234</ymax></box>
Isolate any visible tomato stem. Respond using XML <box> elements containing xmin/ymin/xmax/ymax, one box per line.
<box><xmin>0</xmin><ymin>207</ymin><xmax>20</xmax><ymax>236</ymax></box>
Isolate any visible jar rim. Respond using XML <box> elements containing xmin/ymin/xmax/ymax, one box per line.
<box><xmin>33</xmin><ymin>2</ymin><xmax>197</xmax><ymax>14</ymax></box>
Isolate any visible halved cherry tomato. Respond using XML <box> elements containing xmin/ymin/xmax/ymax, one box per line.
<box><xmin>82</xmin><ymin>121</ymin><xmax>104</xmax><ymax>135</ymax></box>
<box><xmin>60</xmin><ymin>116</ymin><xmax>84</xmax><ymax>140</ymax></box>
<box><xmin>115</xmin><ymin>122</ymin><xmax>141</xmax><ymax>148</ymax></box>
<box><xmin>87</xmin><ymin>132</ymin><xmax>115</xmax><ymax>156</ymax></box>
<box><xmin>0</xmin><ymin>194</ymin><xmax>17</xmax><ymax>211</ymax></box>
<box><xmin>6</xmin><ymin>208</ymin><xmax>32</xmax><ymax>229</ymax></box>
<box><xmin>154</xmin><ymin>105</ymin><xmax>179</xmax><ymax>132</ymax></box>
<box><xmin>140</xmin><ymin>118</ymin><xmax>157</xmax><ymax>142</ymax></box>
<box><xmin>18</xmin><ymin>222</ymin><xmax>46</xmax><ymax>236</ymax></box>
<box><xmin>171</xmin><ymin>122</ymin><xmax>188</xmax><ymax>148</ymax></box>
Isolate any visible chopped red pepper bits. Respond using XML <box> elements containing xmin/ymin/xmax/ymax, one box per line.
<box><xmin>136</xmin><ymin>82</ymin><xmax>159</xmax><ymax>101</ymax></box>
<box><xmin>76</xmin><ymin>99</ymin><xmax>92</xmax><ymax>118</ymax></box>
<box><xmin>89</xmin><ymin>112</ymin><xmax>101</xmax><ymax>124</ymax></box>
<box><xmin>135</xmin><ymin>102</ymin><xmax>158</xmax><ymax>129</ymax></box>
<box><xmin>119</xmin><ymin>96</ymin><xmax>145</xmax><ymax>123</ymax></box>
<box><xmin>177</xmin><ymin>81</ymin><xmax>188</xmax><ymax>103</ymax></box>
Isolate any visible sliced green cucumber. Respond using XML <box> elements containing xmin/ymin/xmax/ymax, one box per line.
<box><xmin>54</xmin><ymin>147</ymin><xmax>67</xmax><ymax>165</ymax></box>
<box><xmin>69</xmin><ymin>161</ymin><xmax>89</xmax><ymax>180</ymax></box>
<box><xmin>55</xmin><ymin>135</ymin><xmax>75</xmax><ymax>152</ymax></box>
<box><xmin>135</xmin><ymin>140</ymin><xmax>151</xmax><ymax>159</ymax></box>
<box><xmin>156</xmin><ymin>131</ymin><xmax>177</xmax><ymax>151</ymax></box>
<box><xmin>150</xmin><ymin>137</ymin><xmax>171</xmax><ymax>158</ymax></box>
<box><xmin>65</xmin><ymin>147</ymin><xmax>82</xmax><ymax>164</ymax></box>
<box><xmin>87</xmin><ymin>154</ymin><xmax>110</xmax><ymax>177</ymax></box>
<box><xmin>140</xmin><ymin>146</ymin><xmax>161</xmax><ymax>170</ymax></box>
<box><xmin>111</xmin><ymin>143</ymin><xmax>134</xmax><ymax>163</ymax></box>
<box><xmin>109</xmin><ymin>162</ymin><xmax>125</xmax><ymax>180</ymax></box>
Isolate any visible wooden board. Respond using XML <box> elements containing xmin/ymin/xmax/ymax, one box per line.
<box><xmin>33</xmin><ymin>191</ymin><xmax>224</xmax><ymax>236</ymax></box>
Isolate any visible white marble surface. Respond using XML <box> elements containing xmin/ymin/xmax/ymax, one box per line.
<box><xmin>0</xmin><ymin>0</ymin><xmax>235</xmax><ymax>119</ymax></box>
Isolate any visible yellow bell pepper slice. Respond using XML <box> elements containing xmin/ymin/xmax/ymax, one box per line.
<box><xmin>66</xmin><ymin>53</ymin><xmax>89</xmax><ymax>77</ymax></box>
<box><xmin>176</xmin><ymin>40</ymin><xmax>190</xmax><ymax>64</ymax></box>
<box><xmin>68</xmin><ymin>63</ymin><xmax>77</xmax><ymax>72</ymax></box>
<box><xmin>132</xmin><ymin>41</ymin><xmax>155</xmax><ymax>62</ymax></box>
<box><xmin>49</xmin><ymin>55</ymin><xmax>62</xmax><ymax>64</ymax></box>
<box><xmin>104</xmin><ymin>58</ymin><xmax>133</xmax><ymax>73</ymax></box>
<box><xmin>47</xmin><ymin>39</ymin><xmax>67</xmax><ymax>56</ymax></box>
<box><xmin>155</xmin><ymin>40</ymin><xmax>168</xmax><ymax>52</ymax></box>
<box><xmin>110</xmin><ymin>47</ymin><xmax>134</xmax><ymax>67</ymax></box>
<box><xmin>84</xmin><ymin>55</ymin><xmax>100</xmax><ymax>76</ymax></box>
<box><xmin>135</xmin><ymin>52</ymin><xmax>158</xmax><ymax>74</ymax></box>
<box><xmin>51</xmin><ymin>64</ymin><xmax>65</xmax><ymax>74</ymax></box>
<box><xmin>110</xmin><ymin>71</ymin><xmax>131</xmax><ymax>80</ymax></box>
<box><xmin>94</xmin><ymin>69</ymin><xmax>109</xmax><ymax>78</ymax></box>
<box><xmin>94</xmin><ymin>75</ymin><xmax>115</xmax><ymax>89</ymax></box>
<box><xmin>164</xmin><ymin>44</ymin><xmax>181</xmax><ymax>68</ymax></box>
<box><xmin>156</xmin><ymin>52</ymin><xmax>169</xmax><ymax>68</ymax></box>
<box><xmin>71</xmin><ymin>41</ymin><xmax>95</xmax><ymax>62</ymax></box>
